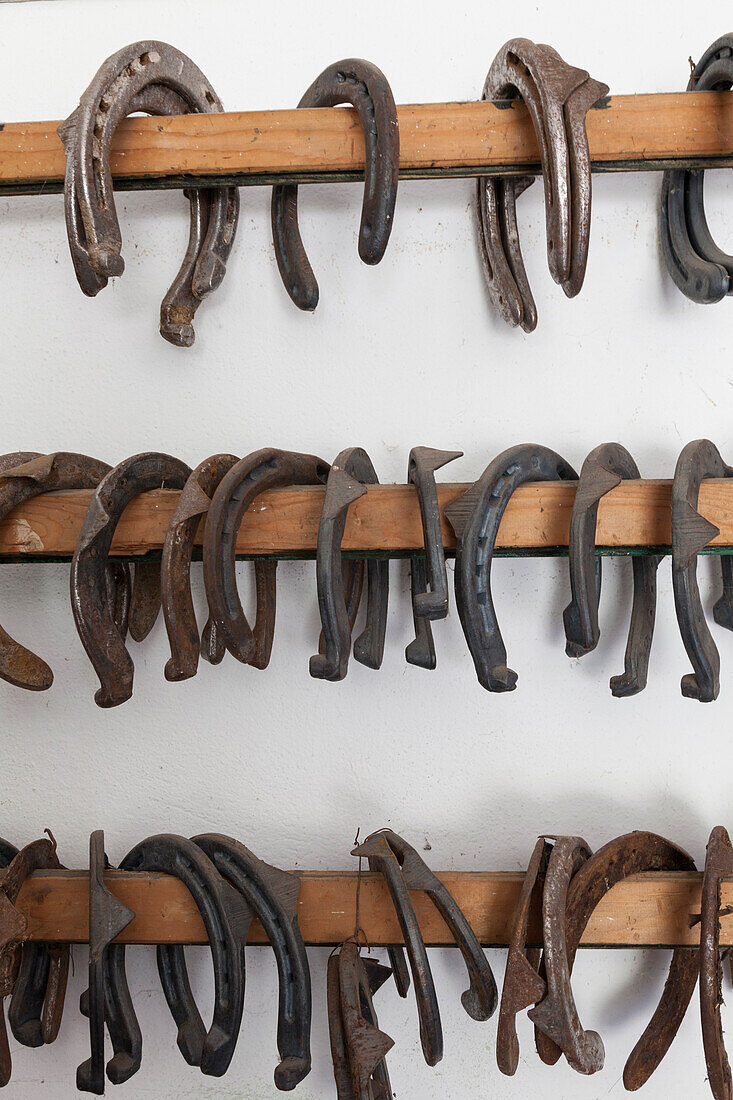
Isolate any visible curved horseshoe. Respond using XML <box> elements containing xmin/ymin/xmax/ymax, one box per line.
<box><xmin>661</xmin><ymin>37</ymin><xmax>733</xmax><ymax>304</ymax></box>
<box><xmin>184</xmin><ymin>834</ymin><xmax>311</xmax><ymax>1090</ymax></box>
<box><xmin>71</xmin><ymin>453</ymin><xmax>192</xmax><ymax>707</ymax></box>
<box><xmin>310</xmin><ymin>448</ymin><xmax>388</xmax><ymax>680</ymax></box>
<box><xmin>105</xmin><ymin>835</ymin><xmax>251</xmax><ymax>1082</ymax></box>
<box><xmin>0</xmin><ymin>452</ymin><xmax>132</xmax><ymax>692</ymax></box>
<box><xmin>445</xmin><ymin>444</ymin><xmax>585</xmax><ymax>691</ymax></box>
<box><xmin>271</xmin><ymin>59</ymin><xmax>399</xmax><ymax>311</ymax></box>
<box><xmin>477</xmin><ymin>40</ymin><xmax>607</xmax><ymax>329</ymax></box>
<box><xmin>204</xmin><ymin>449</ymin><xmax>330</xmax><ymax>664</ymax></box>
<box><xmin>328</xmin><ymin>942</ymin><xmax>394</xmax><ymax>1100</ymax></box>
<box><xmin>701</xmin><ymin>826</ymin><xmax>733</xmax><ymax>1100</ymax></box>
<box><xmin>496</xmin><ymin>838</ymin><xmax>552</xmax><ymax>1076</ymax></box>
<box><xmin>57</xmin><ymin>42</ymin><xmax>239</xmax><ymax>345</ymax></box>
<box><xmin>405</xmin><ymin>447</ymin><xmax>462</xmax><ymax>670</ymax></box>
<box><xmin>564</xmin><ymin>443</ymin><xmax>660</xmax><ymax>697</ymax></box>
<box><xmin>672</xmin><ymin>439</ymin><xmax>733</xmax><ymax>702</ymax></box>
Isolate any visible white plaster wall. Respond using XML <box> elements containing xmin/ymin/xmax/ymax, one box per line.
<box><xmin>1</xmin><ymin>0</ymin><xmax>732</xmax><ymax>1095</ymax></box>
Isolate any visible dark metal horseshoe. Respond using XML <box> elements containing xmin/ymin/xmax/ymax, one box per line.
<box><xmin>405</xmin><ymin>447</ymin><xmax>462</xmax><ymax>670</ymax></box>
<box><xmin>445</xmin><ymin>444</ymin><xmax>582</xmax><ymax>691</ymax></box>
<box><xmin>672</xmin><ymin>439</ymin><xmax>733</xmax><ymax>702</ymax></box>
<box><xmin>701</xmin><ymin>826</ymin><xmax>733</xmax><ymax>1100</ymax></box>
<box><xmin>77</xmin><ymin>831</ymin><xmax>135</xmax><ymax>1095</ymax></box>
<box><xmin>564</xmin><ymin>443</ymin><xmax>660</xmax><ymax>697</ymax></box>
<box><xmin>71</xmin><ymin>453</ymin><xmax>192</xmax><ymax>707</ymax></box>
<box><xmin>311</xmin><ymin>448</ymin><xmax>388</xmax><ymax>680</ymax></box>
<box><xmin>58</xmin><ymin>41</ymin><xmax>239</xmax><ymax>346</ymax></box>
<box><xmin>661</xmin><ymin>36</ymin><xmax>733</xmax><ymax>304</ymax></box>
<box><xmin>188</xmin><ymin>834</ymin><xmax>311</xmax><ymax>1090</ymax></box>
<box><xmin>204</xmin><ymin>449</ymin><xmax>330</xmax><ymax>664</ymax></box>
<box><xmin>271</xmin><ymin>59</ymin><xmax>399</xmax><ymax>310</ymax></box>
<box><xmin>496</xmin><ymin>837</ymin><xmax>551</xmax><ymax>1076</ymax></box>
<box><xmin>327</xmin><ymin>942</ymin><xmax>394</xmax><ymax>1100</ymax></box>
<box><xmin>106</xmin><ymin>835</ymin><xmax>251</xmax><ymax>1082</ymax></box>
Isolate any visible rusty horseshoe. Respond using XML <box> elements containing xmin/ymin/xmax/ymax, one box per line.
<box><xmin>701</xmin><ymin>826</ymin><xmax>733</xmax><ymax>1100</ymax></box>
<box><xmin>327</xmin><ymin>941</ymin><xmax>394</xmax><ymax>1100</ymax></box>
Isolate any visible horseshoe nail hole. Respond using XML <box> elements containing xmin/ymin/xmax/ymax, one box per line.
<box><xmin>507</xmin><ymin>51</ymin><xmax>520</xmax><ymax>66</ymax></box>
<box><xmin>696</xmin><ymin>278</ymin><xmax>703</xmax><ymax>291</ymax></box>
<box><xmin>139</xmin><ymin>52</ymin><xmax>153</xmax><ymax>65</ymax></box>
<box><xmin>335</xmin><ymin>71</ymin><xmax>346</xmax><ymax>83</ymax></box>
<box><xmin>498</xmin><ymin>295</ymin><xmax>503</xmax><ymax>305</ymax></box>
<box><xmin>205</xmin><ymin>90</ymin><xmax>216</xmax><ymax>106</ymax></box>
<box><xmin>548</xmin><ymin>239</ymin><xmax>554</xmax><ymax>250</ymax></box>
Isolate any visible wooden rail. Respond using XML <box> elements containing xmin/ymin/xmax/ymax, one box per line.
<box><xmin>2</xmin><ymin>92</ymin><xmax>733</xmax><ymax>195</ymax></box>
<box><xmin>15</xmin><ymin>869</ymin><xmax>722</xmax><ymax>948</ymax></box>
<box><xmin>0</xmin><ymin>479</ymin><xmax>732</xmax><ymax>559</ymax></box>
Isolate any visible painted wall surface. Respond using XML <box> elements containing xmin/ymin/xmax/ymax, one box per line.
<box><xmin>1</xmin><ymin>0</ymin><xmax>732</xmax><ymax>1095</ymax></box>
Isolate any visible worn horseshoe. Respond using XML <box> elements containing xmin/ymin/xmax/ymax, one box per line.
<box><xmin>496</xmin><ymin>837</ymin><xmax>552</xmax><ymax>1076</ymax></box>
<box><xmin>271</xmin><ymin>59</ymin><xmax>399</xmax><ymax>310</ymax></box>
<box><xmin>405</xmin><ymin>447</ymin><xmax>462</xmax><ymax>670</ymax></box>
<box><xmin>204</xmin><ymin>449</ymin><xmax>329</xmax><ymax>664</ymax></box>
<box><xmin>445</xmin><ymin>445</ymin><xmax>582</xmax><ymax>691</ymax></box>
<box><xmin>564</xmin><ymin>443</ymin><xmax>660</xmax><ymax>696</ymax></box>
<box><xmin>105</xmin><ymin>835</ymin><xmax>251</xmax><ymax>1082</ymax></box>
<box><xmin>661</xmin><ymin>36</ymin><xmax>733</xmax><ymax>304</ymax></box>
<box><xmin>71</xmin><ymin>453</ymin><xmax>191</xmax><ymax>707</ymax></box>
<box><xmin>188</xmin><ymin>834</ymin><xmax>311</xmax><ymax>1091</ymax></box>
<box><xmin>77</xmin><ymin>831</ymin><xmax>135</xmax><ymax>1095</ymax></box>
<box><xmin>701</xmin><ymin>826</ymin><xmax>733</xmax><ymax>1100</ymax></box>
<box><xmin>310</xmin><ymin>448</ymin><xmax>388</xmax><ymax>680</ymax></box>
<box><xmin>327</xmin><ymin>942</ymin><xmax>394</xmax><ymax>1100</ymax></box>
<box><xmin>672</xmin><ymin>439</ymin><xmax>733</xmax><ymax>702</ymax></box>
<box><xmin>58</xmin><ymin>42</ymin><xmax>239</xmax><ymax>346</ymax></box>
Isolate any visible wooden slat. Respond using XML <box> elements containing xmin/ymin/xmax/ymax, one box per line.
<box><xmin>0</xmin><ymin>479</ymin><xmax>731</xmax><ymax>559</ymax></box>
<box><xmin>14</xmin><ymin>869</ymin><xmax>720</xmax><ymax>947</ymax></box>
<box><xmin>2</xmin><ymin>92</ymin><xmax>733</xmax><ymax>195</ymax></box>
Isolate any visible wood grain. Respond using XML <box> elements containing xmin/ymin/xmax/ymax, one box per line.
<box><xmin>3</xmin><ymin>92</ymin><xmax>733</xmax><ymax>194</ymax></box>
<box><xmin>15</xmin><ymin>869</ymin><xmax>720</xmax><ymax>947</ymax></box>
<box><xmin>0</xmin><ymin>479</ymin><xmax>731</xmax><ymax>558</ymax></box>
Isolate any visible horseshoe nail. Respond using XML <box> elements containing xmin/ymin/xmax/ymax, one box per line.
<box><xmin>204</xmin><ymin>449</ymin><xmax>329</xmax><ymax>664</ymax></box>
<box><xmin>701</xmin><ymin>826</ymin><xmax>733</xmax><ymax>1100</ymax></box>
<box><xmin>71</xmin><ymin>453</ymin><xmax>191</xmax><ymax>707</ymax></box>
<box><xmin>564</xmin><ymin>443</ymin><xmax>660</xmax><ymax>696</ymax></box>
<box><xmin>445</xmin><ymin>444</ymin><xmax>581</xmax><ymax>691</ymax></box>
<box><xmin>272</xmin><ymin>59</ymin><xmax>399</xmax><ymax>310</ymax></box>
<box><xmin>405</xmin><ymin>447</ymin><xmax>462</xmax><ymax>671</ymax></box>
<box><xmin>672</xmin><ymin>440</ymin><xmax>733</xmax><ymax>702</ymax></box>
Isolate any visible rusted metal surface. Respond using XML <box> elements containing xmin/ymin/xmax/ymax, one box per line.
<box><xmin>311</xmin><ymin>448</ymin><xmax>388</xmax><ymax>681</ymax></box>
<box><xmin>192</xmin><ymin>834</ymin><xmax>311</xmax><ymax>1089</ymax></box>
<box><xmin>564</xmin><ymin>443</ymin><xmax>660</xmax><ymax>696</ymax></box>
<box><xmin>477</xmin><ymin>39</ymin><xmax>607</xmax><ymax>330</ymax></box>
<box><xmin>58</xmin><ymin>42</ymin><xmax>239</xmax><ymax>346</ymax></box>
<box><xmin>71</xmin><ymin>453</ymin><xmax>191</xmax><ymax>707</ymax></box>
<box><xmin>77</xmin><ymin>831</ymin><xmax>135</xmax><ymax>1095</ymax></box>
<box><xmin>204</xmin><ymin>450</ymin><xmax>329</xmax><ymax>664</ymax></box>
<box><xmin>405</xmin><ymin>447</ymin><xmax>462</xmax><ymax>670</ymax></box>
<box><xmin>272</xmin><ymin>59</ymin><xmax>399</xmax><ymax>311</ymax></box>
<box><xmin>701</xmin><ymin>826</ymin><xmax>733</xmax><ymax>1100</ymax></box>
<box><xmin>672</xmin><ymin>440</ymin><xmax>733</xmax><ymax>702</ymax></box>
<box><xmin>445</xmin><ymin>444</ymin><xmax>579</xmax><ymax>692</ymax></box>
<box><xmin>661</xmin><ymin>37</ymin><xmax>733</xmax><ymax>304</ymax></box>
<box><xmin>109</xmin><ymin>835</ymin><xmax>251</xmax><ymax>1083</ymax></box>
<box><xmin>336</xmin><ymin>942</ymin><xmax>394</xmax><ymax>1100</ymax></box>
<box><xmin>496</xmin><ymin>838</ymin><xmax>551</xmax><ymax>1076</ymax></box>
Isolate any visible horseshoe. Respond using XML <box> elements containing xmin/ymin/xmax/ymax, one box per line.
<box><xmin>71</xmin><ymin>453</ymin><xmax>191</xmax><ymax>707</ymax></box>
<box><xmin>445</xmin><ymin>444</ymin><xmax>583</xmax><ymax>691</ymax></box>
<box><xmin>104</xmin><ymin>835</ymin><xmax>251</xmax><ymax>1082</ymax></box>
<box><xmin>701</xmin><ymin>826</ymin><xmax>733</xmax><ymax>1100</ymax></box>
<box><xmin>661</xmin><ymin>36</ymin><xmax>733</xmax><ymax>304</ymax></box>
<box><xmin>405</xmin><ymin>447</ymin><xmax>462</xmax><ymax>671</ymax></box>
<box><xmin>327</xmin><ymin>942</ymin><xmax>394</xmax><ymax>1100</ymax></box>
<box><xmin>477</xmin><ymin>40</ymin><xmax>607</xmax><ymax>329</ymax></box>
<box><xmin>671</xmin><ymin>439</ymin><xmax>733</xmax><ymax>702</ymax></box>
<box><xmin>58</xmin><ymin>41</ymin><xmax>239</xmax><ymax>345</ymax></box>
<box><xmin>310</xmin><ymin>448</ymin><xmax>388</xmax><ymax>680</ymax></box>
<box><xmin>564</xmin><ymin>443</ymin><xmax>660</xmax><ymax>696</ymax></box>
<box><xmin>77</xmin><ymin>831</ymin><xmax>135</xmax><ymax>1095</ymax></box>
<box><xmin>204</xmin><ymin>449</ymin><xmax>329</xmax><ymax>664</ymax></box>
<box><xmin>496</xmin><ymin>838</ymin><xmax>551</xmax><ymax>1076</ymax></box>
<box><xmin>271</xmin><ymin>59</ymin><xmax>399</xmax><ymax>310</ymax></box>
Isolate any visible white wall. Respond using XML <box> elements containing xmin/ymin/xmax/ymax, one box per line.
<box><xmin>1</xmin><ymin>0</ymin><xmax>732</xmax><ymax>1095</ymax></box>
